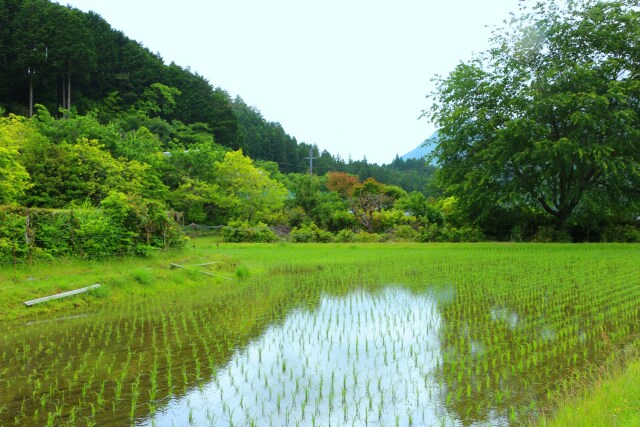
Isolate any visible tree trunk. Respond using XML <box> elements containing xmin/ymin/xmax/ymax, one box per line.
<box><xmin>61</xmin><ymin>74</ymin><xmax>66</xmax><ymax>109</ymax></box>
<box><xmin>28</xmin><ymin>68</ymin><xmax>33</xmax><ymax>117</ymax></box>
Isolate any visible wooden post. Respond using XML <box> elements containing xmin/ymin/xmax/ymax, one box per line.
<box><xmin>190</xmin><ymin>223</ymin><xmax>196</xmax><ymax>254</ymax></box>
<box><xmin>25</xmin><ymin>208</ymin><xmax>32</xmax><ymax>265</ymax></box>
<box><xmin>70</xmin><ymin>210</ymin><xmax>75</xmax><ymax>255</ymax></box>
<box><xmin>12</xmin><ymin>242</ymin><xmax>17</xmax><ymax>280</ymax></box>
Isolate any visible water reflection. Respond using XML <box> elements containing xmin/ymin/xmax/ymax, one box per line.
<box><xmin>142</xmin><ymin>287</ymin><xmax>473</xmax><ymax>426</ymax></box>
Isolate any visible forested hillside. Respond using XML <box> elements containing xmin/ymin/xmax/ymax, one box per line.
<box><xmin>0</xmin><ymin>0</ymin><xmax>432</xmax><ymax>178</ymax></box>
<box><xmin>0</xmin><ymin>0</ymin><xmax>445</xmax><ymax>260</ymax></box>
<box><xmin>1</xmin><ymin>0</ymin><xmax>638</xmax><ymax>254</ymax></box>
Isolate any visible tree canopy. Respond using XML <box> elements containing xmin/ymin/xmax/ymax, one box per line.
<box><xmin>428</xmin><ymin>0</ymin><xmax>640</xmax><ymax>233</ymax></box>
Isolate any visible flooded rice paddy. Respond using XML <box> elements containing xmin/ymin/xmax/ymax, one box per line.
<box><xmin>143</xmin><ymin>287</ymin><xmax>467</xmax><ymax>426</ymax></box>
<box><xmin>1</xmin><ymin>244</ymin><xmax>639</xmax><ymax>426</ymax></box>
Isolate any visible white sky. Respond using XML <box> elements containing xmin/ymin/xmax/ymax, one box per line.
<box><xmin>58</xmin><ymin>0</ymin><xmax>524</xmax><ymax>164</ymax></box>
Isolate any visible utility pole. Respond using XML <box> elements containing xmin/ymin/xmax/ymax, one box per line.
<box><xmin>304</xmin><ymin>147</ymin><xmax>317</xmax><ymax>176</ymax></box>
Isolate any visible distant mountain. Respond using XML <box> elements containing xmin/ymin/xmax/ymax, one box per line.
<box><xmin>399</xmin><ymin>131</ymin><xmax>439</xmax><ymax>161</ymax></box>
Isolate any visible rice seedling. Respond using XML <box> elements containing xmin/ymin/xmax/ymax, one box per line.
<box><xmin>0</xmin><ymin>242</ymin><xmax>638</xmax><ymax>425</ymax></box>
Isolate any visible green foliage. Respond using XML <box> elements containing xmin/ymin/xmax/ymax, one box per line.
<box><xmin>0</xmin><ymin>115</ymin><xmax>32</xmax><ymax>204</ymax></box>
<box><xmin>113</xmin><ymin>126</ymin><xmax>164</xmax><ymax>165</ymax></box>
<box><xmin>326</xmin><ymin>209</ymin><xmax>358</xmax><ymax>232</ymax></box>
<box><xmin>214</xmin><ymin>150</ymin><xmax>288</xmax><ymax>224</ymax></box>
<box><xmin>20</xmin><ymin>126</ymin><xmax>167</xmax><ymax>207</ymax></box>
<box><xmin>418</xmin><ymin>223</ymin><xmax>484</xmax><ymax>243</ymax></box>
<box><xmin>222</xmin><ymin>220</ymin><xmax>277</xmax><ymax>243</ymax></box>
<box><xmin>334</xmin><ymin>229</ymin><xmax>356</xmax><ymax>243</ymax></box>
<box><xmin>349</xmin><ymin>178</ymin><xmax>406</xmax><ymax>233</ymax></box>
<box><xmin>235</xmin><ymin>265</ymin><xmax>251</xmax><ymax>280</ymax></box>
<box><xmin>386</xmin><ymin>225</ymin><xmax>419</xmax><ymax>242</ymax></box>
<box><xmin>0</xmin><ymin>207</ymin><xmax>28</xmax><ymax>260</ymax></box>
<box><xmin>32</xmin><ymin>106</ymin><xmax>121</xmax><ymax>151</ymax></box>
<box><xmin>289</xmin><ymin>223</ymin><xmax>334</xmax><ymax>243</ymax></box>
<box><xmin>394</xmin><ymin>192</ymin><xmax>443</xmax><ymax>225</ymax></box>
<box><xmin>532</xmin><ymin>226</ymin><xmax>572</xmax><ymax>243</ymax></box>
<box><xmin>2</xmin><ymin>0</ymin><xmax>637</xmax><ymax>247</ymax></box>
<box><xmin>601</xmin><ymin>225</ymin><xmax>640</xmax><ymax>243</ymax></box>
<box><xmin>375</xmin><ymin>209</ymin><xmax>415</xmax><ymax>233</ymax></box>
<box><xmin>428</xmin><ymin>0</ymin><xmax>640</xmax><ymax>233</ymax></box>
<box><xmin>169</xmin><ymin>179</ymin><xmax>228</xmax><ymax>225</ymax></box>
<box><xmin>0</xmin><ymin>195</ymin><xmax>184</xmax><ymax>262</ymax></box>
<box><xmin>130</xmin><ymin>268</ymin><xmax>154</xmax><ymax>286</ymax></box>
<box><xmin>137</xmin><ymin>83</ymin><xmax>182</xmax><ymax>117</ymax></box>
<box><xmin>351</xmin><ymin>231</ymin><xmax>384</xmax><ymax>243</ymax></box>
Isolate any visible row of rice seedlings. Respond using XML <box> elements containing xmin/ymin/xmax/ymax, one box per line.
<box><xmin>432</xmin><ymin>249</ymin><xmax>640</xmax><ymax>423</ymax></box>
<box><xmin>1</xmin><ymin>244</ymin><xmax>638</xmax><ymax>425</ymax></box>
<box><xmin>0</xmin><ymin>288</ymin><xmax>242</xmax><ymax>422</ymax></box>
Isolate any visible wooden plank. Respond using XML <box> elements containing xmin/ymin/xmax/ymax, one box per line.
<box><xmin>199</xmin><ymin>271</ymin><xmax>233</xmax><ymax>280</ymax></box>
<box><xmin>170</xmin><ymin>263</ymin><xmax>232</xmax><ymax>280</ymax></box>
<box><xmin>184</xmin><ymin>262</ymin><xmax>222</xmax><ymax>267</ymax></box>
<box><xmin>24</xmin><ymin>284</ymin><xmax>101</xmax><ymax>307</ymax></box>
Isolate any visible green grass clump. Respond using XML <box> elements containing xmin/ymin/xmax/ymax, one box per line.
<box><xmin>130</xmin><ymin>268</ymin><xmax>154</xmax><ymax>286</ymax></box>
<box><xmin>538</xmin><ymin>344</ymin><xmax>640</xmax><ymax>427</ymax></box>
<box><xmin>235</xmin><ymin>265</ymin><xmax>250</xmax><ymax>280</ymax></box>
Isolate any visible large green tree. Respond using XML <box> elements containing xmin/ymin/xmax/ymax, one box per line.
<box><xmin>428</xmin><ymin>0</ymin><xmax>640</xmax><ymax>232</ymax></box>
<box><xmin>213</xmin><ymin>150</ymin><xmax>287</xmax><ymax>224</ymax></box>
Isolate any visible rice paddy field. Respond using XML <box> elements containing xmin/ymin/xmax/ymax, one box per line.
<box><xmin>1</xmin><ymin>241</ymin><xmax>639</xmax><ymax>426</ymax></box>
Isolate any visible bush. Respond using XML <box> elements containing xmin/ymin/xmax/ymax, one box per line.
<box><xmin>352</xmin><ymin>231</ymin><xmax>384</xmax><ymax>243</ymax></box>
<box><xmin>0</xmin><ymin>196</ymin><xmax>185</xmax><ymax>262</ymax></box>
<box><xmin>334</xmin><ymin>229</ymin><xmax>356</xmax><ymax>243</ymax></box>
<box><xmin>376</xmin><ymin>209</ymin><xmax>415</xmax><ymax>232</ymax></box>
<box><xmin>289</xmin><ymin>223</ymin><xmax>334</xmax><ymax>243</ymax></box>
<box><xmin>601</xmin><ymin>225</ymin><xmax>640</xmax><ymax>243</ymax></box>
<box><xmin>418</xmin><ymin>223</ymin><xmax>441</xmax><ymax>242</ymax></box>
<box><xmin>235</xmin><ymin>265</ymin><xmax>251</xmax><ymax>280</ymax></box>
<box><xmin>0</xmin><ymin>208</ymin><xmax>28</xmax><ymax>259</ymax></box>
<box><xmin>222</xmin><ymin>220</ymin><xmax>277</xmax><ymax>243</ymax></box>
<box><xmin>446</xmin><ymin>226</ymin><xmax>485</xmax><ymax>243</ymax></box>
<box><xmin>533</xmin><ymin>226</ymin><xmax>572</xmax><ymax>243</ymax></box>
<box><xmin>418</xmin><ymin>223</ymin><xmax>485</xmax><ymax>242</ymax></box>
<box><xmin>328</xmin><ymin>210</ymin><xmax>358</xmax><ymax>232</ymax></box>
<box><xmin>386</xmin><ymin>225</ymin><xmax>419</xmax><ymax>242</ymax></box>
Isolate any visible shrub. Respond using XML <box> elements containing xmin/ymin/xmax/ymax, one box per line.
<box><xmin>386</xmin><ymin>225</ymin><xmax>419</xmax><ymax>242</ymax></box>
<box><xmin>235</xmin><ymin>265</ymin><xmax>251</xmax><ymax>280</ymax></box>
<box><xmin>417</xmin><ymin>223</ymin><xmax>440</xmax><ymax>242</ymax></box>
<box><xmin>418</xmin><ymin>223</ymin><xmax>485</xmax><ymax>242</ymax></box>
<box><xmin>352</xmin><ymin>231</ymin><xmax>383</xmax><ymax>243</ymax></box>
<box><xmin>533</xmin><ymin>226</ymin><xmax>572</xmax><ymax>243</ymax></box>
<box><xmin>601</xmin><ymin>225</ymin><xmax>640</xmax><ymax>243</ymax></box>
<box><xmin>289</xmin><ymin>223</ymin><xmax>334</xmax><ymax>243</ymax></box>
<box><xmin>376</xmin><ymin>209</ymin><xmax>416</xmax><ymax>232</ymax></box>
<box><xmin>0</xmin><ymin>197</ymin><xmax>184</xmax><ymax>262</ymax></box>
<box><xmin>334</xmin><ymin>229</ymin><xmax>356</xmax><ymax>243</ymax></box>
<box><xmin>222</xmin><ymin>220</ymin><xmax>277</xmax><ymax>243</ymax></box>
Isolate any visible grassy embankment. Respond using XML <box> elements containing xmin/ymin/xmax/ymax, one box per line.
<box><xmin>537</xmin><ymin>347</ymin><xmax>640</xmax><ymax>427</ymax></box>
